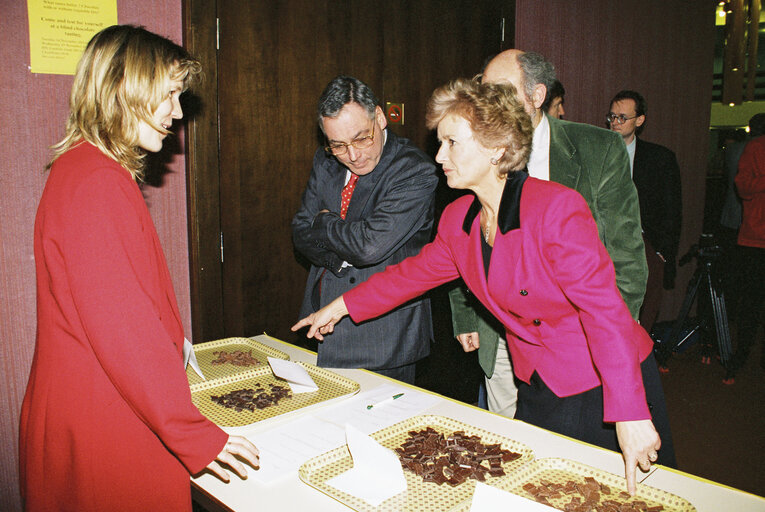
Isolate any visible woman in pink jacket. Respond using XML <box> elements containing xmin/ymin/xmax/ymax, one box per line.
<box><xmin>20</xmin><ymin>26</ymin><xmax>259</xmax><ymax>511</ymax></box>
<box><xmin>293</xmin><ymin>78</ymin><xmax>673</xmax><ymax>495</ymax></box>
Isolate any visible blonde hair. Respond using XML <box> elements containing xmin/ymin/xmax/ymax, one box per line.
<box><xmin>50</xmin><ymin>25</ymin><xmax>202</xmax><ymax>180</ymax></box>
<box><xmin>426</xmin><ymin>78</ymin><xmax>533</xmax><ymax>176</ymax></box>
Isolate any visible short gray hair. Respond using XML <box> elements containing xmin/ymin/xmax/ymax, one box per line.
<box><xmin>517</xmin><ymin>52</ymin><xmax>556</xmax><ymax>100</ymax></box>
<box><xmin>317</xmin><ymin>75</ymin><xmax>380</xmax><ymax>132</ymax></box>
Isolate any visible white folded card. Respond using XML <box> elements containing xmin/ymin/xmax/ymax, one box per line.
<box><xmin>183</xmin><ymin>337</ymin><xmax>205</xmax><ymax>380</ymax></box>
<box><xmin>267</xmin><ymin>357</ymin><xmax>319</xmax><ymax>393</ymax></box>
<box><xmin>470</xmin><ymin>481</ymin><xmax>556</xmax><ymax>511</ymax></box>
<box><xmin>327</xmin><ymin>424</ymin><xmax>406</xmax><ymax>506</ymax></box>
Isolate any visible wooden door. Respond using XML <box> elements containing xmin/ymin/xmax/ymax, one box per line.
<box><xmin>184</xmin><ymin>0</ymin><xmax>513</xmax><ymax>345</ymax></box>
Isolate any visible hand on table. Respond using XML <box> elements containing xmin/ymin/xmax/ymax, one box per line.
<box><xmin>616</xmin><ymin>419</ymin><xmax>661</xmax><ymax>495</ymax></box>
<box><xmin>291</xmin><ymin>296</ymin><xmax>349</xmax><ymax>341</ymax></box>
<box><xmin>456</xmin><ymin>332</ymin><xmax>480</xmax><ymax>352</ymax></box>
<box><xmin>205</xmin><ymin>435</ymin><xmax>260</xmax><ymax>482</ymax></box>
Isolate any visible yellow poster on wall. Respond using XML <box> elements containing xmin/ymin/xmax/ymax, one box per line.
<box><xmin>27</xmin><ymin>0</ymin><xmax>117</xmax><ymax>75</ymax></box>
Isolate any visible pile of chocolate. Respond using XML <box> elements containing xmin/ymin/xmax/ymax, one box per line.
<box><xmin>522</xmin><ymin>476</ymin><xmax>664</xmax><ymax>511</ymax></box>
<box><xmin>394</xmin><ymin>427</ymin><xmax>522</xmax><ymax>486</ymax></box>
<box><xmin>210</xmin><ymin>383</ymin><xmax>291</xmax><ymax>412</ymax></box>
<box><xmin>210</xmin><ymin>349</ymin><xmax>260</xmax><ymax>367</ymax></box>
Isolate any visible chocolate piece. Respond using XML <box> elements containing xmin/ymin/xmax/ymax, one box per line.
<box><xmin>520</xmin><ymin>476</ymin><xmax>665</xmax><ymax>512</ymax></box>
<box><xmin>394</xmin><ymin>427</ymin><xmax>522</xmax><ymax>486</ymax></box>
<box><xmin>210</xmin><ymin>382</ymin><xmax>291</xmax><ymax>412</ymax></box>
<box><xmin>210</xmin><ymin>349</ymin><xmax>260</xmax><ymax>367</ymax></box>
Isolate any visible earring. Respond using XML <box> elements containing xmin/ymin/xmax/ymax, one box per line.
<box><xmin>490</xmin><ymin>157</ymin><xmax>498</xmax><ymax>165</ymax></box>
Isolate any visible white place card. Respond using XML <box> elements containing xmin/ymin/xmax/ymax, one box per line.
<box><xmin>470</xmin><ymin>482</ymin><xmax>556</xmax><ymax>511</ymax></box>
<box><xmin>183</xmin><ymin>337</ymin><xmax>205</xmax><ymax>380</ymax></box>
<box><xmin>268</xmin><ymin>357</ymin><xmax>319</xmax><ymax>393</ymax></box>
<box><xmin>326</xmin><ymin>424</ymin><xmax>406</xmax><ymax>506</ymax></box>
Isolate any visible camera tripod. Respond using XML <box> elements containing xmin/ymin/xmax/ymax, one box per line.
<box><xmin>655</xmin><ymin>237</ymin><xmax>733</xmax><ymax>378</ymax></box>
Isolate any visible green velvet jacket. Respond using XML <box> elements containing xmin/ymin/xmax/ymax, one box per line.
<box><xmin>449</xmin><ymin>115</ymin><xmax>648</xmax><ymax>377</ymax></box>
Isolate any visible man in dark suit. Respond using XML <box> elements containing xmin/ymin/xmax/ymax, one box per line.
<box><xmin>450</xmin><ymin>50</ymin><xmax>647</xmax><ymax>418</ymax></box>
<box><xmin>292</xmin><ymin>75</ymin><xmax>438</xmax><ymax>384</ymax></box>
<box><xmin>608</xmin><ymin>90</ymin><xmax>682</xmax><ymax>333</ymax></box>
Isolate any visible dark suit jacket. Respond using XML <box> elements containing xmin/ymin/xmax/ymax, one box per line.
<box><xmin>346</xmin><ymin>173</ymin><xmax>654</xmax><ymax>422</ymax></box>
<box><xmin>292</xmin><ymin>130</ymin><xmax>438</xmax><ymax>370</ymax></box>
<box><xmin>450</xmin><ymin>115</ymin><xmax>647</xmax><ymax>377</ymax></box>
<box><xmin>633</xmin><ymin>137</ymin><xmax>682</xmax><ymax>286</ymax></box>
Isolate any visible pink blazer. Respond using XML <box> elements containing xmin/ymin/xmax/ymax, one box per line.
<box><xmin>345</xmin><ymin>174</ymin><xmax>653</xmax><ymax>422</ymax></box>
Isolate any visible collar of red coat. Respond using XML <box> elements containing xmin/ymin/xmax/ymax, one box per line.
<box><xmin>461</xmin><ymin>169</ymin><xmax>528</xmax><ymax>236</ymax></box>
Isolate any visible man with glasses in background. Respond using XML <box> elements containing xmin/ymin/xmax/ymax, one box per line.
<box><xmin>608</xmin><ymin>90</ymin><xmax>682</xmax><ymax>334</ymax></box>
<box><xmin>292</xmin><ymin>75</ymin><xmax>438</xmax><ymax>384</ymax></box>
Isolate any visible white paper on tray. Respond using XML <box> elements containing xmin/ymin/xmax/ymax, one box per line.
<box><xmin>248</xmin><ymin>415</ymin><xmax>347</xmax><ymax>483</ymax></box>
<box><xmin>183</xmin><ymin>337</ymin><xmax>205</xmax><ymax>380</ymax></box>
<box><xmin>268</xmin><ymin>357</ymin><xmax>318</xmax><ymax>393</ymax></box>
<box><xmin>470</xmin><ymin>482</ymin><xmax>557</xmax><ymax>511</ymax></box>
<box><xmin>326</xmin><ymin>424</ymin><xmax>406</xmax><ymax>506</ymax></box>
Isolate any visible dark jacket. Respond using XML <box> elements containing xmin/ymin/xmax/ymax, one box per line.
<box><xmin>633</xmin><ymin>137</ymin><xmax>682</xmax><ymax>287</ymax></box>
<box><xmin>292</xmin><ymin>130</ymin><xmax>438</xmax><ymax>370</ymax></box>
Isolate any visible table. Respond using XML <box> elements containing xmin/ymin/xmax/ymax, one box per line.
<box><xmin>191</xmin><ymin>335</ymin><xmax>765</xmax><ymax>512</ymax></box>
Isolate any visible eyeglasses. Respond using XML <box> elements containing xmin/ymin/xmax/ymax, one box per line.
<box><xmin>325</xmin><ymin>125</ymin><xmax>376</xmax><ymax>156</ymax></box>
<box><xmin>606</xmin><ymin>113</ymin><xmax>639</xmax><ymax>125</ymax></box>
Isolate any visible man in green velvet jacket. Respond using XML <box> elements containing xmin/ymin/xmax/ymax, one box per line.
<box><xmin>450</xmin><ymin>50</ymin><xmax>647</xmax><ymax>417</ymax></box>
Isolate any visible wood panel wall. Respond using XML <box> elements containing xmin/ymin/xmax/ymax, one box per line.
<box><xmin>514</xmin><ymin>0</ymin><xmax>717</xmax><ymax>320</ymax></box>
<box><xmin>185</xmin><ymin>0</ymin><xmax>512</xmax><ymax>344</ymax></box>
<box><xmin>0</xmin><ymin>2</ymin><xmax>190</xmax><ymax>509</ymax></box>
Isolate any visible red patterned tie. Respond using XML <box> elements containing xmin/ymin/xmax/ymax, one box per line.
<box><xmin>339</xmin><ymin>173</ymin><xmax>359</xmax><ymax>219</ymax></box>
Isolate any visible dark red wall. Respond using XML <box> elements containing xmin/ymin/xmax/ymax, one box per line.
<box><xmin>515</xmin><ymin>0</ymin><xmax>716</xmax><ymax>320</ymax></box>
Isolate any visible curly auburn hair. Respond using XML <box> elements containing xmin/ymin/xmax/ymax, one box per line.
<box><xmin>426</xmin><ymin>77</ymin><xmax>533</xmax><ymax>176</ymax></box>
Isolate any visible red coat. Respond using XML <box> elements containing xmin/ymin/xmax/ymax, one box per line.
<box><xmin>20</xmin><ymin>142</ymin><xmax>227</xmax><ymax>511</ymax></box>
<box><xmin>736</xmin><ymin>135</ymin><xmax>765</xmax><ymax>248</ymax></box>
<box><xmin>345</xmin><ymin>175</ymin><xmax>653</xmax><ymax>422</ymax></box>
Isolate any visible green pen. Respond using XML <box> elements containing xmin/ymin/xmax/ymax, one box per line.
<box><xmin>366</xmin><ymin>393</ymin><xmax>405</xmax><ymax>409</ymax></box>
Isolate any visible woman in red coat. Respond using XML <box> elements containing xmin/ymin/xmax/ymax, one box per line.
<box><xmin>293</xmin><ymin>79</ymin><xmax>673</xmax><ymax>495</ymax></box>
<box><xmin>20</xmin><ymin>26</ymin><xmax>259</xmax><ymax>511</ymax></box>
<box><xmin>732</xmin><ymin>134</ymin><xmax>765</xmax><ymax>371</ymax></box>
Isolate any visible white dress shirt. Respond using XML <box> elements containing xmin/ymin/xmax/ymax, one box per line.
<box><xmin>527</xmin><ymin>115</ymin><xmax>551</xmax><ymax>181</ymax></box>
<box><xmin>625</xmin><ymin>136</ymin><xmax>637</xmax><ymax>177</ymax></box>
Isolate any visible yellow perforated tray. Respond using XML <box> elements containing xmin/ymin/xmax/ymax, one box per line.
<box><xmin>190</xmin><ymin>362</ymin><xmax>359</xmax><ymax>430</ymax></box>
<box><xmin>186</xmin><ymin>337</ymin><xmax>289</xmax><ymax>385</ymax></box>
<box><xmin>298</xmin><ymin>415</ymin><xmax>534</xmax><ymax>512</ymax></box>
<box><xmin>501</xmin><ymin>458</ymin><xmax>696</xmax><ymax>511</ymax></box>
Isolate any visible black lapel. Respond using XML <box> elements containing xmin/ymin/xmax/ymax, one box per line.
<box><xmin>461</xmin><ymin>170</ymin><xmax>527</xmax><ymax>235</ymax></box>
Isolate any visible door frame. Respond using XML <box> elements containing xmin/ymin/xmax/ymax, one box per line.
<box><xmin>183</xmin><ymin>0</ymin><xmax>224</xmax><ymax>343</ymax></box>
<box><xmin>181</xmin><ymin>0</ymin><xmax>514</xmax><ymax>343</ymax></box>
